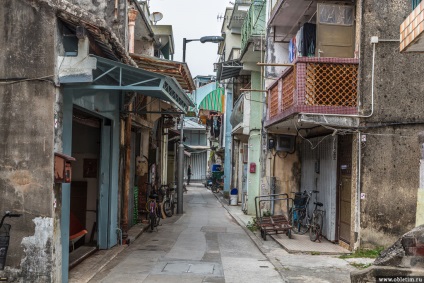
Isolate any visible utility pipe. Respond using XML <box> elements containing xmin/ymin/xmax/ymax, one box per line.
<box><xmin>128</xmin><ymin>8</ymin><xmax>138</xmax><ymax>53</ymax></box>
<box><xmin>300</xmin><ymin>38</ymin><xmax>384</xmax><ymax>119</ymax></box>
<box><xmin>355</xmin><ymin>131</ymin><xmax>361</xmax><ymax>251</ymax></box>
<box><xmin>257</xmin><ymin>63</ymin><xmax>293</xmax><ymax>67</ymax></box>
<box><xmin>177</xmin><ymin>115</ymin><xmax>184</xmax><ymax>214</ymax></box>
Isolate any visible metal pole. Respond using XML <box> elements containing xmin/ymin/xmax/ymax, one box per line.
<box><xmin>183</xmin><ymin>38</ymin><xmax>187</xmax><ymax>63</ymax></box>
<box><xmin>177</xmin><ymin>114</ymin><xmax>184</xmax><ymax>214</ymax></box>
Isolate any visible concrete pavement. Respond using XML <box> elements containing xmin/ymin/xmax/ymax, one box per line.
<box><xmin>70</xmin><ymin>183</ymin><xmax>374</xmax><ymax>283</ymax></box>
<box><xmin>86</xmin><ymin>183</ymin><xmax>283</xmax><ymax>283</ymax></box>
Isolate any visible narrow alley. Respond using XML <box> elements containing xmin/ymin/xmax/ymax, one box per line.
<box><xmin>84</xmin><ymin>184</ymin><xmax>282</xmax><ymax>283</ymax></box>
<box><xmin>67</xmin><ymin>184</ymin><xmax>366</xmax><ymax>283</ymax></box>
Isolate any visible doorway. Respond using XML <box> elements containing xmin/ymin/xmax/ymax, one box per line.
<box><xmin>69</xmin><ymin>108</ymin><xmax>110</xmax><ymax>268</ymax></box>
<box><xmin>337</xmin><ymin>135</ymin><xmax>353</xmax><ymax>245</ymax></box>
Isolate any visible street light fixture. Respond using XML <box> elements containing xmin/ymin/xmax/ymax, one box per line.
<box><xmin>177</xmin><ymin>35</ymin><xmax>224</xmax><ymax>215</ymax></box>
<box><xmin>182</xmin><ymin>36</ymin><xmax>224</xmax><ymax>62</ymax></box>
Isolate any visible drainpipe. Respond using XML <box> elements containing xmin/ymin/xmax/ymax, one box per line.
<box><xmin>300</xmin><ymin>38</ymin><xmax>377</xmax><ymax>119</ymax></box>
<box><xmin>416</xmin><ymin>132</ymin><xmax>424</xmax><ymax>227</ymax></box>
<box><xmin>355</xmin><ymin>131</ymin><xmax>362</xmax><ymax>251</ymax></box>
<box><xmin>128</xmin><ymin>8</ymin><xmax>138</xmax><ymax>53</ymax></box>
<box><xmin>177</xmin><ymin>115</ymin><xmax>184</xmax><ymax>214</ymax></box>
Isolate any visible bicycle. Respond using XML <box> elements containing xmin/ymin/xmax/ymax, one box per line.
<box><xmin>145</xmin><ymin>192</ymin><xmax>161</xmax><ymax>231</ymax></box>
<box><xmin>289</xmin><ymin>190</ymin><xmax>325</xmax><ymax>241</ymax></box>
<box><xmin>0</xmin><ymin>211</ymin><xmax>21</xmax><ymax>270</ymax></box>
<box><xmin>163</xmin><ymin>184</ymin><xmax>176</xmax><ymax>217</ymax></box>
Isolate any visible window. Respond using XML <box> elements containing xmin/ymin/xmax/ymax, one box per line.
<box><xmin>412</xmin><ymin>0</ymin><xmax>422</xmax><ymax>9</ymax></box>
<box><xmin>319</xmin><ymin>4</ymin><xmax>354</xmax><ymax>26</ymax></box>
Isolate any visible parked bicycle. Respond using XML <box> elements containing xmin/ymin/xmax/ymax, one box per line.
<box><xmin>163</xmin><ymin>184</ymin><xmax>176</xmax><ymax>217</ymax></box>
<box><xmin>289</xmin><ymin>190</ymin><xmax>325</xmax><ymax>242</ymax></box>
<box><xmin>0</xmin><ymin>211</ymin><xmax>21</xmax><ymax>270</ymax></box>
<box><xmin>145</xmin><ymin>192</ymin><xmax>161</xmax><ymax>231</ymax></box>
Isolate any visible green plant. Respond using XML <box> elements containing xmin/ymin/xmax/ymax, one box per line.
<box><xmin>311</xmin><ymin>251</ymin><xmax>321</xmax><ymax>255</ymax></box>
<box><xmin>350</xmin><ymin>262</ymin><xmax>372</xmax><ymax>269</ymax></box>
<box><xmin>246</xmin><ymin>217</ymin><xmax>259</xmax><ymax>232</ymax></box>
<box><xmin>262</xmin><ymin>210</ymin><xmax>271</xmax><ymax>217</ymax></box>
<box><xmin>339</xmin><ymin>247</ymin><xmax>384</xmax><ymax>259</ymax></box>
<box><xmin>223</xmin><ymin>191</ymin><xmax>229</xmax><ymax>199</ymax></box>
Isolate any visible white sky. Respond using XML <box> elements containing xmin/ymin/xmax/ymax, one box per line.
<box><xmin>149</xmin><ymin>0</ymin><xmax>230</xmax><ymax>78</ymax></box>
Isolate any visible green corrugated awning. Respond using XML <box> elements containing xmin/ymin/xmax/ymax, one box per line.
<box><xmin>198</xmin><ymin>88</ymin><xmax>224</xmax><ymax>112</ymax></box>
<box><xmin>61</xmin><ymin>55</ymin><xmax>194</xmax><ymax>111</ymax></box>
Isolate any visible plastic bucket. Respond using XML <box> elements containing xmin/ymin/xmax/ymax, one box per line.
<box><xmin>230</xmin><ymin>188</ymin><xmax>238</xmax><ymax>205</ymax></box>
<box><xmin>230</xmin><ymin>195</ymin><xmax>238</xmax><ymax>205</ymax></box>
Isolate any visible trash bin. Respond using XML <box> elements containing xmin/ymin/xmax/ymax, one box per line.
<box><xmin>0</xmin><ymin>224</ymin><xmax>11</xmax><ymax>270</ymax></box>
<box><xmin>230</xmin><ymin>188</ymin><xmax>238</xmax><ymax>206</ymax></box>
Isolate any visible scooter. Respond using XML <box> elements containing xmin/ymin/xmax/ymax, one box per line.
<box><xmin>0</xmin><ymin>211</ymin><xmax>21</xmax><ymax>271</ymax></box>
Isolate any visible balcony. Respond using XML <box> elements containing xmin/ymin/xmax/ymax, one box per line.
<box><xmin>264</xmin><ymin>57</ymin><xmax>359</xmax><ymax>128</ymax></box>
<box><xmin>241</xmin><ymin>0</ymin><xmax>266</xmax><ymax>52</ymax></box>
<box><xmin>400</xmin><ymin>1</ymin><xmax>424</xmax><ymax>52</ymax></box>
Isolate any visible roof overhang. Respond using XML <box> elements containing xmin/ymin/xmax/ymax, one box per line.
<box><xmin>61</xmin><ymin>55</ymin><xmax>194</xmax><ymax>111</ymax></box>
<box><xmin>130</xmin><ymin>53</ymin><xmax>195</xmax><ymax>92</ymax></box>
<box><xmin>266</xmin><ymin>114</ymin><xmax>359</xmax><ymax>135</ymax></box>
<box><xmin>184</xmin><ymin>144</ymin><xmax>210</xmax><ymax>153</ymax></box>
<box><xmin>216</xmin><ymin>59</ymin><xmax>243</xmax><ymax>81</ymax></box>
<box><xmin>268</xmin><ymin>0</ymin><xmax>317</xmax><ymax>40</ymax></box>
<box><xmin>240</xmin><ymin>38</ymin><xmax>264</xmax><ymax>67</ymax></box>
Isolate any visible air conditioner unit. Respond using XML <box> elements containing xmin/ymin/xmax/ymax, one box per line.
<box><xmin>275</xmin><ymin>135</ymin><xmax>296</xmax><ymax>153</ymax></box>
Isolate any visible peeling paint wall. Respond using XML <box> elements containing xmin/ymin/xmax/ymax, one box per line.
<box><xmin>0</xmin><ymin>0</ymin><xmax>59</xmax><ymax>281</ymax></box>
<box><xmin>68</xmin><ymin>0</ymin><xmax>128</xmax><ymax>48</ymax></box>
<box><xmin>20</xmin><ymin>218</ymin><xmax>54</xmax><ymax>282</ymax></box>
<box><xmin>358</xmin><ymin>0</ymin><xmax>424</xmax><ymax>247</ymax></box>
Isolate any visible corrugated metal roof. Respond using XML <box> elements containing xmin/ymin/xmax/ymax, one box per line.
<box><xmin>199</xmin><ymin>88</ymin><xmax>224</xmax><ymax>113</ymax></box>
<box><xmin>180</xmin><ymin>118</ymin><xmax>206</xmax><ymax>130</ymax></box>
<box><xmin>131</xmin><ymin>54</ymin><xmax>195</xmax><ymax>92</ymax></box>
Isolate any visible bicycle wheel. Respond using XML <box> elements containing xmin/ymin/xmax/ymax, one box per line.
<box><xmin>155</xmin><ymin>208</ymin><xmax>161</xmax><ymax>227</ymax></box>
<box><xmin>290</xmin><ymin>208</ymin><xmax>308</xmax><ymax>234</ymax></box>
<box><xmin>164</xmin><ymin>200</ymin><xmax>173</xmax><ymax>217</ymax></box>
<box><xmin>297</xmin><ymin>210</ymin><xmax>309</xmax><ymax>235</ymax></box>
<box><xmin>309</xmin><ymin>212</ymin><xmax>323</xmax><ymax>242</ymax></box>
<box><xmin>171</xmin><ymin>198</ymin><xmax>175</xmax><ymax>215</ymax></box>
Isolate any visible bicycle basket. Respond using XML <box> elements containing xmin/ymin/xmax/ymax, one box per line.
<box><xmin>294</xmin><ymin>194</ymin><xmax>308</xmax><ymax>207</ymax></box>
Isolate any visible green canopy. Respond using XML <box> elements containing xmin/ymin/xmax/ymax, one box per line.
<box><xmin>198</xmin><ymin>88</ymin><xmax>224</xmax><ymax>112</ymax></box>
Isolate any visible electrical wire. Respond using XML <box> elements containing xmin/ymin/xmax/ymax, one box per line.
<box><xmin>0</xmin><ymin>75</ymin><xmax>55</xmax><ymax>85</ymax></box>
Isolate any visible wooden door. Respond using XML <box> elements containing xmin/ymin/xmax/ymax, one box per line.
<box><xmin>337</xmin><ymin>135</ymin><xmax>352</xmax><ymax>244</ymax></box>
<box><xmin>339</xmin><ymin>176</ymin><xmax>351</xmax><ymax>243</ymax></box>
<box><xmin>316</xmin><ymin>3</ymin><xmax>355</xmax><ymax>58</ymax></box>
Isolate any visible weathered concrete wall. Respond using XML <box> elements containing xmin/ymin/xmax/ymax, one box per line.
<box><xmin>358</xmin><ymin>0</ymin><xmax>424</xmax><ymax>247</ymax></box>
<box><xmin>360</xmin><ymin>126</ymin><xmax>420</xmax><ymax>247</ymax></box>
<box><xmin>0</xmin><ymin>0</ymin><xmax>59</xmax><ymax>282</ymax></box>
<box><xmin>273</xmin><ymin>149</ymin><xmax>300</xmax><ymax>215</ymax></box>
<box><xmin>69</xmin><ymin>0</ymin><xmax>128</xmax><ymax>47</ymax></box>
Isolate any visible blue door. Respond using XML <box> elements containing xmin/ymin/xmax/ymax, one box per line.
<box><xmin>98</xmin><ymin>122</ymin><xmax>111</xmax><ymax>249</ymax></box>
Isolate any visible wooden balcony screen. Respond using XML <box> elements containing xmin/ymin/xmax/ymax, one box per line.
<box><xmin>304</xmin><ymin>63</ymin><xmax>358</xmax><ymax>107</ymax></box>
<box><xmin>267</xmin><ymin>57</ymin><xmax>359</xmax><ymax>124</ymax></box>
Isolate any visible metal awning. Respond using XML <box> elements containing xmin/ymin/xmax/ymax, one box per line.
<box><xmin>130</xmin><ymin>53</ymin><xmax>195</xmax><ymax>92</ymax></box>
<box><xmin>64</xmin><ymin>55</ymin><xmax>194</xmax><ymax>111</ymax></box>
<box><xmin>198</xmin><ymin>88</ymin><xmax>224</xmax><ymax>113</ymax></box>
<box><xmin>184</xmin><ymin>144</ymin><xmax>210</xmax><ymax>153</ymax></box>
<box><xmin>216</xmin><ymin>59</ymin><xmax>243</xmax><ymax>81</ymax></box>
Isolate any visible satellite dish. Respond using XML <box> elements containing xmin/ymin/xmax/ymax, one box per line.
<box><xmin>150</xmin><ymin>12</ymin><xmax>163</xmax><ymax>25</ymax></box>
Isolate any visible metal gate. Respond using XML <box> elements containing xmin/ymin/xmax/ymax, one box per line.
<box><xmin>185</xmin><ymin>151</ymin><xmax>207</xmax><ymax>182</ymax></box>
<box><xmin>301</xmin><ymin>136</ymin><xmax>337</xmax><ymax>241</ymax></box>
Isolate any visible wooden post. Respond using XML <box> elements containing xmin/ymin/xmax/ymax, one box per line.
<box><xmin>122</xmin><ymin>106</ymin><xmax>132</xmax><ymax>237</ymax></box>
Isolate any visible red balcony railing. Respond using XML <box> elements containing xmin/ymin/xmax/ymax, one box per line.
<box><xmin>265</xmin><ymin>57</ymin><xmax>359</xmax><ymax>127</ymax></box>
